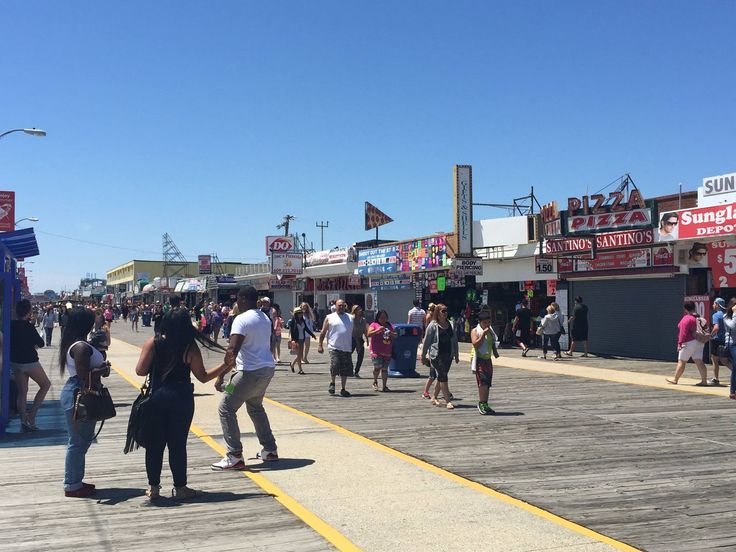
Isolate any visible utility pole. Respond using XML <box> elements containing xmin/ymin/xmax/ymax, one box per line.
<box><xmin>277</xmin><ymin>214</ymin><xmax>295</xmax><ymax>236</ymax></box>
<box><xmin>316</xmin><ymin>221</ymin><xmax>329</xmax><ymax>250</ymax></box>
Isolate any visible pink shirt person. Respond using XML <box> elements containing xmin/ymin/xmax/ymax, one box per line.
<box><xmin>677</xmin><ymin>314</ymin><xmax>696</xmax><ymax>349</ymax></box>
<box><xmin>368</xmin><ymin>321</ymin><xmax>394</xmax><ymax>359</ymax></box>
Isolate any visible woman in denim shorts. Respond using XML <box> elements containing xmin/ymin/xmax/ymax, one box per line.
<box><xmin>367</xmin><ymin>310</ymin><xmax>396</xmax><ymax>392</ymax></box>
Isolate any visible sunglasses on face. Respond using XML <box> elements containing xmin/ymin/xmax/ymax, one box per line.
<box><xmin>664</xmin><ymin>220</ymin><xmax>678</xmax><ymax>226</ymax></box>
<box><xmin>693</xmin><ymin>251</ymin><xmax>706</xmax><ymax>256</ymax></box>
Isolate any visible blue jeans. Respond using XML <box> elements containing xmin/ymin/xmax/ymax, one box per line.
<box><xmin>543</xmin><ymin>333</ymin><xmax>561</xmax><ymax>356</ymax></box>
<box><xmin>61</xmin><ymin>376</ymin><xmax>97</xmax><ymax>491</ymax></box>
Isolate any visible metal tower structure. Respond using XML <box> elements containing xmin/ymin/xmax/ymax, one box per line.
<box><xmin>211</xmin><ymin>253</ymin><xmax>225</xmax><ymax>275</ymax></box>
<box><xmin>162</xmin><ymin>233</ymin><xmax>188</xmax><ymax>284</ymax></box>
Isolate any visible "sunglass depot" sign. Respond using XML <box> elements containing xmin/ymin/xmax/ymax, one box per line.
<box><xmin>657</xmin><ymin>202</ymin><xmax>736</xmax><ymax>241</ymax></box>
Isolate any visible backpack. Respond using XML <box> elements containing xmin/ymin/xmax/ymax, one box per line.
<box><xmin>695</xmin><ymin>316</ymin><xmax>710</xmax><ymax>343</ymax></box>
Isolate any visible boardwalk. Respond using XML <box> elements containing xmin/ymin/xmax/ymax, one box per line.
<box><xmin>4</xmin><ymin>319</ymin><xmax>736</xmax><ymax>551</ymax></box>
<box><xmin>0</xmin><ymin>337</ymin><xmax>333</xmax><ymax>552</ymax></box>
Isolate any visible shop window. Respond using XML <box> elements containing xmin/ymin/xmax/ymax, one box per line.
<box><xmin>687</xmin><ymin>269</ymin><xmax>708</xmax><ymax>295</ymax></box>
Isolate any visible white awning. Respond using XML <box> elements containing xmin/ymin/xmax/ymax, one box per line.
<box><xmin>303</xmin><ymin>262</ymin><xmax>356</xmax><ymax>279</ymax></box>
<box><xmin>174</xmin><ymin>279</ymin><xmax>203</xmax><ymax>293</ymax></box>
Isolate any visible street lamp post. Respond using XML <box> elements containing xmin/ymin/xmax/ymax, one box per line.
<box><xmin>15</xmin><ymin>217</ymin><xmax>39</xmax><ymax>227</ymax></box>
<box><xmin>0</xmin><ymin>128</ymin><xmax>47</xmax><ymax>140</ymax></box>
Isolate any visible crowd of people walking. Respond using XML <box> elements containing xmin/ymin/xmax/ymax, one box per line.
<box><xmin>13</xmin><ymin>287</ymin><xmax>736</xmax><ymax>502</ymax></box>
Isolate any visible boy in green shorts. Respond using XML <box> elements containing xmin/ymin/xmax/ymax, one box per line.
<box><xmin>470</xmin><ymin>311</ymin><xmax>500</xmax><ymax>415</ymax></box>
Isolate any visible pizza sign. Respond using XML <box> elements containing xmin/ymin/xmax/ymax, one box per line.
<box><xmin>365</xmin><ymin>202</ymin><xmax>393</xmax><ymax>231</ymax></box>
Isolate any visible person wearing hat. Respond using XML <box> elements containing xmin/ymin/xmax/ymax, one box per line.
<box><xmin>288</xmin><ymin>307</ymin><xmax>315</xmax><ymax>374</ymax></box>
<box><xmin>710</xmin><ymin>297</ymin><xmax>730</xmax><ymax>386</ymax></box>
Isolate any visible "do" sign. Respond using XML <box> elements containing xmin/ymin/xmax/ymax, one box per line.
<box><xmin>265</xmin><ymin>235</ymin><xmax>295</xmax><ymax>255</ymax></box>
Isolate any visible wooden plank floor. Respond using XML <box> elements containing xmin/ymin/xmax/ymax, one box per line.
<box><xmin>0</xmin><ymin>335</ymin><xmax>333</xmax><ymax>552</ymax></box>
<box><xmin>100</xmin><ymin>322</ymin><xmax>736</xmax><ymax>551</ymax></box>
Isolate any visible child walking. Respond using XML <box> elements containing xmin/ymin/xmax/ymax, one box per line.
<box><xmin>470</xmin><ymin>311</ymin><xmax>499</xmax><ymax>415</ymax></box>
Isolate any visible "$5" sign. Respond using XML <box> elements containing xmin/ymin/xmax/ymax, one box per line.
<box><xmin>710</xmin><ymin>241</ymin><xmax>736</xmax><ymax>288</ymax></box>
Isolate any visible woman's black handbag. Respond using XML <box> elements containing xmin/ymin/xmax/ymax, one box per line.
<box><xmin>73</xmin><ymin>373</ymin><xmax>116</xmax><ymax>422</ymax></box>
<box><xmin>73</xmin><ymin>373</ymin><xmax>116</xmax><ymax>439</ymax></box>
<box><xmin>124</xmin><ymin>376</ymin><xmax>153</xmax><ymax>454</ymax></box>
<box><xmin>124</xmin><ymin>346</ymin><xmax>163</xmax><ymax>454</ymax></box>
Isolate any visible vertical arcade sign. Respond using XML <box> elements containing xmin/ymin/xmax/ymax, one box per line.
<box><xmin>198</xmin><ymin>255</ymin><xmax>212</xmax><ymax>274</ymax></box>
<box><xmin>454</xmin><ymin>165</ymin><xmax>473</xmax><ymax>255</ymax></box>
<box><xmin>0</xmin><ymin>191</ymin><xmax>15</xmax><ymax>232</ymax></box>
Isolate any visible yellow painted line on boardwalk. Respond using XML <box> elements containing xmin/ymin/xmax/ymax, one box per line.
<box><xmin>464</xmin><ymin>352</ymin><xmax>731</xmax><ymax>396</ymax></box>
<box><xmin>110</xmin><ymin>337</ymin><xmax>637</xmax><ymax>551</ymax></box>
<box><xmin>263</xmin><ymin>397</ymin><xmax>640</xmax><ymax>552</ymax></box>
<box><xmin>109</xmin><ymin>360</ymin><xmax>361</xmax><ymax>552</ymax></box>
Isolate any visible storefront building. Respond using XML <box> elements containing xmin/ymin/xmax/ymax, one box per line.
<box><xmin>540</xmin><ymin>184</ymin><xmax>700</xmax><ymax>360</ymax></box>
<box><xmin>473</xmin><ymin>214</ymin><xmax>550</xmax><ymax>339</ymax></box>
<box><xmin>106</xmin><ymin>259</ymin><xmax>263</xmax><ymax>303</ymax></box>
<box><xmin>1</xmin><ymin>228</ymin><xmax>41</xmax><ymax>435</ymax></box>
<box><xmin>357</xmin><ymin>234</ymin><xmax>477</xmax><ymax>326</ymax></box>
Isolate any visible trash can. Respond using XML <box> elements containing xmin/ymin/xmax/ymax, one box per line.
<box><xmin>141</xmin><ymin>309</ymin><xmax>152</xmax><ymax>327</ymax></box>
<box><xmin>388</xmin><ymin>324</ymin><xmax>423</xmax><ymax>377</ymax></box>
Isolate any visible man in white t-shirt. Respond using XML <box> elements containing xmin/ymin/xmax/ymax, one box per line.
<box><xmin>318</xmin><ymin>299</ymin><xmax>353</xmax><ymax>397</ymax></box>
<box><xmin>407</xmin><ymin>300</ymin><xmax>426</xmax><ymax>330</ymax></box>
<box><xmin>212</xmin><ymin>286</ymin><xmax>278</xmax><ymax>470</ymax></box>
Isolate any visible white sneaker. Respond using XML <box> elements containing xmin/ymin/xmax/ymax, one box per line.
<box><xmin>257</xmin><ymin>449</ymin><xmax>279</xmax><ymax>462</ymax></box>
<box><xmin>211</xmin><ymin>453</ymin><xmax>245</xmax><ymax>470</ymax></box>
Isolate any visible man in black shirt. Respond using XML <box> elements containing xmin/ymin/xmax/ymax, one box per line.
<box><xmin>565</xmin><ymin>296</ymin><xmax>590</xmax><ymax>357</ymax></box>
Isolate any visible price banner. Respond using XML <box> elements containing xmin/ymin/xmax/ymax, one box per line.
<box><xmin>535</xmin><ymin>257</ymin><xmax>554</xmax><ymax>274</ymax></box>
<box><xmin>709</xmin><ymin>241</ymin><xmax>736</xmax><ymax>288</ymax></box>
<box><xmin>684</xmin><ymin>294</ymin><xmax>711</xmax><ymax>322</ymax></box>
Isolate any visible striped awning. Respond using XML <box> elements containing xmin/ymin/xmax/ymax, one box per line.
<box><xmin>0</xmin><ymin>227</ymin><xmax>40</xmax><ymax>260</ymax></box>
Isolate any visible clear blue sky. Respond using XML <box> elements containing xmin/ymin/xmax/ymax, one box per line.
<box><xmin>3</xmin><ymin>1</ymin><xmax>735</xmax><ymax>293</ymax></box>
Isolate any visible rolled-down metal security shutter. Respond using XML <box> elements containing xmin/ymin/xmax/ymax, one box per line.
<box><xmin>380</xmin><ymin>289</ymin><xmax>417</xmax><ymax>326</ymax></box>
<box><xmin>570</xmin><ymin>276</ymin><xmax>686</xmax><ymax>360</ymax></box>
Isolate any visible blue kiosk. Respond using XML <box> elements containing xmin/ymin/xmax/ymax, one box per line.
<box><xmin>0</xmin><ymin>228</ymin><xmax>40</xmax><ymax>435</ymax></box>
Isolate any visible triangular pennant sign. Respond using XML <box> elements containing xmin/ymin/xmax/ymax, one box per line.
<box><xmin>365</xmin><ymin>201</ymin><xmax>394</xmax><ymax>231</ymax></box>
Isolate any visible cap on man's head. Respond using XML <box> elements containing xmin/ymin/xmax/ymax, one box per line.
<box><xmin>478</xmin><ymin>311</ymin><xmax>491</xmax><ymax>321</ymax></box>
<box><xmin>260</xmin><ymin>297</ymin><xmax>271</xmax><ymax>303</ymax></box>
<box><xmin>715</xmin><ymin>297</ymin><xmax>726</xmax><ymax>309</ymax></box>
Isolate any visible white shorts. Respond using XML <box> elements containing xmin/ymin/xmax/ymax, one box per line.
<box><xmin>678</xmin><ymin>340</ymin><xmax>705</xmax><ymax>361</ymax></box>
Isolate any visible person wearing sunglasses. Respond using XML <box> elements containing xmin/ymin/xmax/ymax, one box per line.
<box><xmin>421</xmin><ymin>303</ymin><xmax>459</xmax><ymax>409</ymax></box>
<box><xmin>658</xmin><ymin>212</ymin><xmax>679</xmax><ymax>241</ymax></box>
<box><xmin>687</xmin><ymin>243</ymin><xmax>709</xmax><ymax>267</ymax></box>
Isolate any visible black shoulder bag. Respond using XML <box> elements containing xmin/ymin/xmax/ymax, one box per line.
<box><xmin>124</xmin><ymin>345</ymin><xmax>161</xmax><ymax>454</ymax></box>
<box><xmin>73</xmin><ymin>370</ymin><xmax>117</xmax><ymax>439</ymax></box>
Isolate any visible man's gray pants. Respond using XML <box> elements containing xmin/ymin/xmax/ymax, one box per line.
<box><xmin>218</xmin><ymin>367</ymin><xmax>277</xmax><ymax>455</ymax></box>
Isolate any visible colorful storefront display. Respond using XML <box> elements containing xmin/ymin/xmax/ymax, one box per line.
<box><xmin>397</xmin><ymin>236</ymin><xmax>449</xmax><ymax>272</ymax></box>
